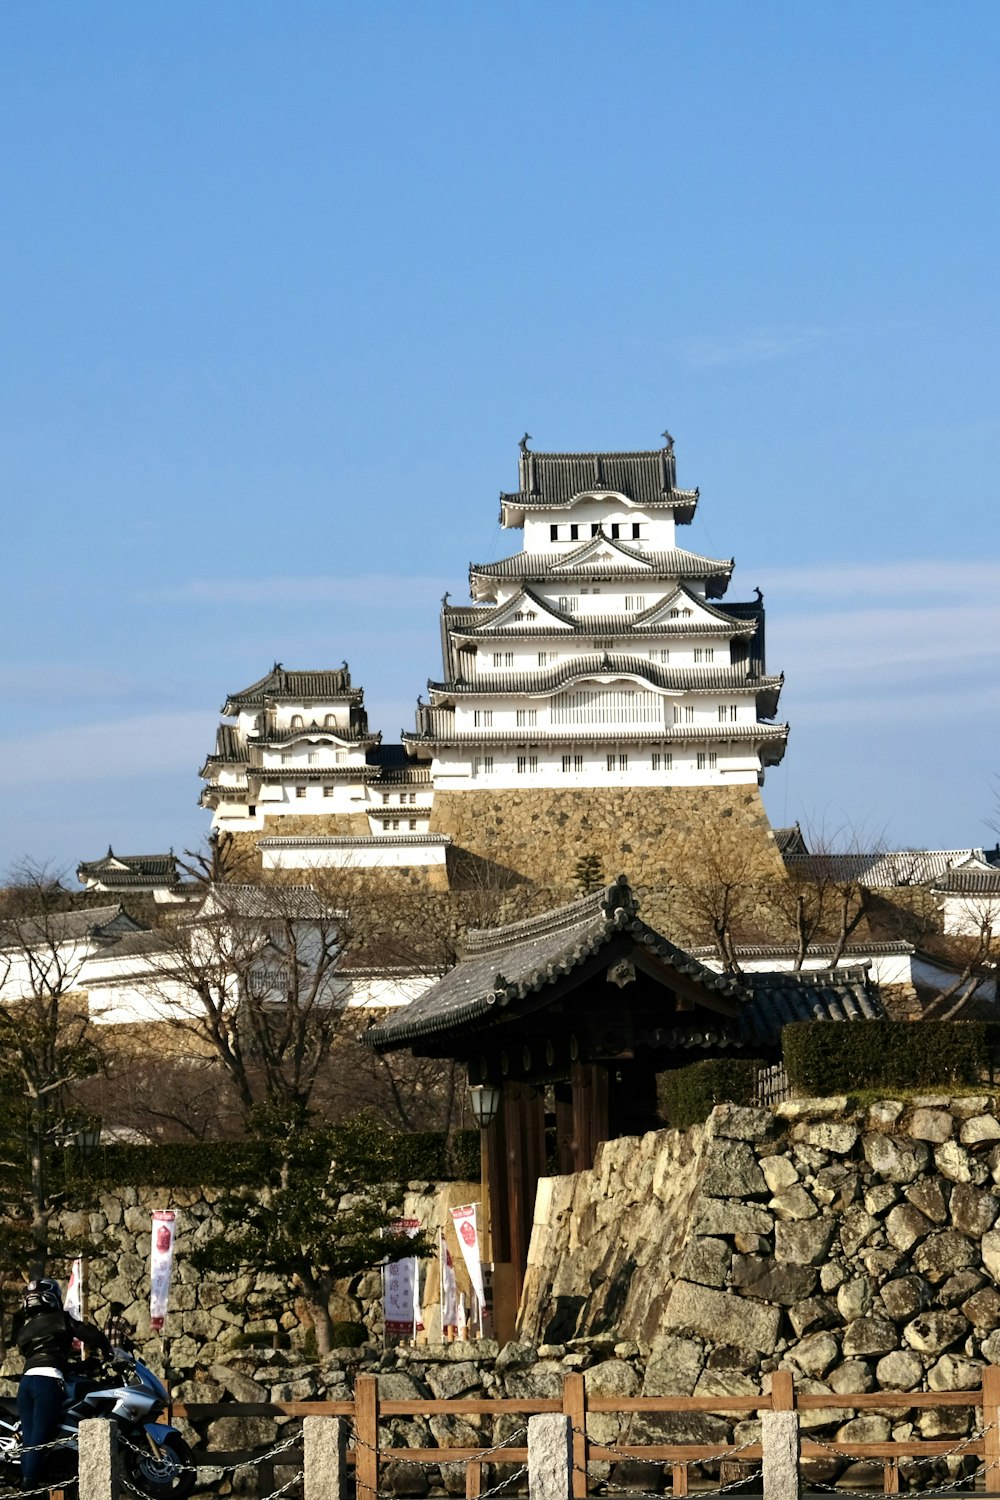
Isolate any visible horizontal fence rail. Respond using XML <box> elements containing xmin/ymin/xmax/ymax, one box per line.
<box><xmin>169</xmin><ymin>1365</ymin><xmax>1000</xmax><ymax>1498</ymax></box>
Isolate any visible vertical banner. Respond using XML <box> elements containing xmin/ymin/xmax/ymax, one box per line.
<box><xmin>439</xmin><ymin>1230</ymin><xmax>458</xmax><ymax>1338</ymax></box>
<box><xmin>149</xmin><ymin>1210</ymin><xmax>176</xmax><ymax>1332</ymax></box>
<box><xmin>450</xmin><ymin>1203</ymin><xmax>485</xmax><ymax>1329</ymax></box>
<box><xmin>64</xmin><ymin>1259</ymin><xmax>83</xmax><ymax>1320</ymax></box>
<box><xmin>383</xmin><ymin>1218</ymin><xmax>423</xmax><ymax>1339</ymax></box>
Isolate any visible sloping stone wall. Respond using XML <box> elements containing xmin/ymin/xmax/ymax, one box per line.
<box><xmin>519</xmin><ymin>1095</ymin><xmax>1000</xmax><ymax>1405</ymax></box>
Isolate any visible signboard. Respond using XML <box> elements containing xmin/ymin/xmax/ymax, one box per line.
<box><xmin>149</xmin><ymin>1210</ymin><xmax>176</xmax><ymax>1332</ymax></box>
<box><xmin>383</xmin><ymin>1218</ymin><xmax>423</xmax><ymax>1338</ymax></box>
<box><xmin>449</xmin><ymin>1202</ymin><xmax>485</xmax><ymax>1328</ymax></box>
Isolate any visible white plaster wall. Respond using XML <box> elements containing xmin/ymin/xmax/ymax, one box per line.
<box><xmin>260</xmin><ymin>840</ymin><xmax>450</xmax><ymax>872</ymax></box>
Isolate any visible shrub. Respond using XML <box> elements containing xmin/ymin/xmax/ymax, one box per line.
<box><xmin>782</xmin><ymin>1020</ymin><xmax>1000</xmax><ymax>1095</ymax></box>
<box><xmin>656</xmin><ymin>1057</ymin><xmax>763</xmax><ymax>1129</ymax></box>
<box><xmin>55</xmin><ymin>1128</ymin><xmax>482</xmax><ymax>1192</ymax></box>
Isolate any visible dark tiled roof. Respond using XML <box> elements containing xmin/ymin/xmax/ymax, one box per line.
<box><xmin>428</xmin><ymin>657</ymin><xmax>783</xmax><ymax>700</ymax></box>
<box><xmin>784</xmin><ymin>850</ymin><xmax>993</xmax><ymax>887</ymax></box>
<box><xmin>446</xmin><ymin>585</ymin><xmax>759</xmax><ymax>640</ymax></box>
<box><xmin>197</xmin><ymin>883</ymin><xmax>335</xmax><ymax>920</ymax></box>
<box><xmin>737</xmin><ymin>966</ymin><xmax>885</xmax><ymax>1047</ymax></box>
<box><xmin>933</xmin><ymin>869</ymin><xmax>1000</xmax><ymax>894</ymax></box>
<box><xmin>365</xmin><ymin>877</ymin><xmax>884</xmax><ymax>1053</ymax></box>
<box><xmin>365</xmin><ymin>877</ymin><xmax>744</xmax><ymax>1049</ymax></box>
<box><xmin>77</xmin><ymin>850</ymin><xmax>179</xmax><ymax>887</ymax></box>
<box><xmin>405</xmin><ymin>709</ymin><xmax>788</xmax><ymax>748</ymax></box>
<box><xmin>772</xmin><ymin>825</ymin><xmax>809</xmax><ymax>856</ymax></box>
<box><xmin>469</xmin><ymin>540</ymin><xmax>734</xmax><ymax>597</ymax></box>
<box><xmin>257</xmin><ymin>833</ymin><xmax>451</xmax><ymax>849</ymax></box>
<box><xmin>500</xmin><ymin>446</ymin><xmax>697</xmax><ymax>518</ymax></box>
<box><xmin>0</xmin><ymin>904</ymin><xmax>149</xmax><ymax>949</ymax></box>
<box><xmin>223</xmin><ymin>666</ymin><xmax>362</xmax><ymax>712</ymax></box>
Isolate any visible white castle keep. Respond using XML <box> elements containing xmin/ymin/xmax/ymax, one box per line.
<box><xmin>199</xmin><ymin>436</ymin><xmax>788</xmax><ymax>875</ymax></box>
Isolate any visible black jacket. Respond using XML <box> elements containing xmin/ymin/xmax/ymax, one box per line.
<box><xmin>12</xmin><ymin>1307</ymin><xmax>111</xmax><ymax>1375</ymax></box>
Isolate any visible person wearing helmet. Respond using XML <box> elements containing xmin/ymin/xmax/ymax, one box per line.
<box><xmin>11</xmin><ymin>1277</ymin><xmax>111</xmax><ymax>1488</ymax></box>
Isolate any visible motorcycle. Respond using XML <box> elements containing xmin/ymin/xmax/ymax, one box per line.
<box><xmin>0</xmin><ymin>1351</ymin><xmax>195</xmax><ymax>1498</ymax></box>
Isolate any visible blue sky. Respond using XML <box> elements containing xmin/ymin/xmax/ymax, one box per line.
<box><xmin>2</xmin><ymin>1</ymin><xmax>999</xmax><ymax>877</ymax></box>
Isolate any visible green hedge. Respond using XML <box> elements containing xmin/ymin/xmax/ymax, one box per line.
<box><xmin>782</xmin><ymin>1020</ymin><xmax>1000</xmax><ymax>1095</ymax></box>
<box><xmin>56</xmin><ymin>1128</ymin><xmax>481</xmax><ymax>1190</ymax></box>
<box><xmin>656</xmin><ymin>1058</ymin><xmax>763</xmax><ymax>1129</ymax></box>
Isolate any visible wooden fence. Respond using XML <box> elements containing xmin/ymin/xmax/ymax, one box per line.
<box><xmin>174</xmin><ymin>1366</ymin><xmax>1000</xmax><ymax>1497</ymax></box>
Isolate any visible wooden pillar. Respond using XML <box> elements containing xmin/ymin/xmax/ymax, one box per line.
<box><xmin>554</xmin><ymin>1083</ymin><xmax>575</xmax><ymax>1175</ymax></box>
<box><xmin>570</xmin><ymin>1060</ymin><xmax>609</xmax><ymax>1172</ymax></box>
<box><xmin>485</xmin><ymin>1098</ymin><xmax>511</xmax><ymax>1264</ymax></box>
<box><xmin>505</xmin><ymin>1081</ymin><xmax>546</xmax><ymax>1293</ymax></box>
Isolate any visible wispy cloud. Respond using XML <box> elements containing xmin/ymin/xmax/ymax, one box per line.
<box><xmin>143</xmin><ymin>574</ymin><xmax>454</xmax><ymax>608</ymax></box>
<box><xmin>680</xmin><ymin>325</ymin><xmax>845</xmax><ymax>368</ymax></box>
<box><xmin>758</xmin><ymin>561</ymin><xmax>1000</xmax><ymax>601</ymax></box>
<box><xmin>0</xmin><ymin>712</ymin><xmax>213</xmax><ymax>787</ymax></box>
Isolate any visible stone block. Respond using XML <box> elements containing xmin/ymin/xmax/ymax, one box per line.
<box><xmin>837</xmin><ymin>1278</ymin><xmax>874</xmax><ymax>1323</ymax></box>
<box><xmin>788</xmin><ymin>1297</ymin><xmax>838</xmax><ymax>1336</ymax></box>
<box><xmin>701</xmin><ymin>1138</ymin><xmax>769</xmax><ymax>1198</ymax></box>
<box><xmin>677</xmin><ymin>1236</ymin><xmax>731</xmax><ymax>1287</ymax></box>
<box><xmin>928</xmin><ymin>1354</ymin><xmax>982</xmax><ymax>1391</ymax></box>
<box><xmin>906</xmin><ymin>1178</ymin><xmax>949</xmax><ymax>1222</ymax></box>
<box><xmin>908</xmin><ymin>1110</ymin><xmax>954</xmax><ymax>1144</ymax></box>
<box><xmin>770</xmin><ymin>1185</ymin><xmax>819</xmax><ymax>1221</ymax></box>
<box><xmin>828</xmin><ymin>1359</ymin><xmax>874</xmax><ymax>1394</ymax></box>
<box><xmin>960</xmin><ymin>1114</ymin><xmax>1000</xmax><ymax>1145</ymax></box>
<box><xmin>731</xmin><ymin>1254</ymin><xmax>818</xmax><ymax>1305</ymax></box>
<box><xmin>949</xmin><ymin>1183</ymin><xmax>999</xmax><ymax>1237</ymax></box>
<box><xmin>903</xmin><ymin>1310</ymin><xmax>970</xmax><ymax>1354</ymax></box>
<box><xmin>761</xmin><ymin>1156</ymin><xmax>799</xmax><ymax>1194</ymax></box>
<box><xmin>879</xmin><ymin>1276</ymin><xmax>928</xmax><ymax>1323</ymax></box>
<box><xmin>776</xmin><ymin>1097</ymin><xmax>849</xmax><ymax>1120</ymax></box>
<box><xmin>935</xmin><ymin>1141</ymin><xmax>987</xmax><ymax>1185</ymax></box>
<box><xmin>839</xmin><ymin>1207</ymin><xmax>878</xmax><ymax>1256</ymax></box>
<box><xmin>936</xmin><ymin>1270</ymin><xmax>984</xmax><ymax>1308</ymax></box>
<box><xmin>761</xmin><ymin>1410</ymin><xmax>799</xmax><ymax>1500</ymax></box>
<box><xmin>425</xmin><ymin>1362</ymin><xmax>482</xmax><ymax>1400</ymax></box>
<box><xmin>710</xmin><ymin>1104</ymin><xmax>774</xmax><ymax>1141</ymax></box>
<box><xmin>693</xmin><ymin>1200</ymin><xmax>774</xmax><ymax>1237</ymax></box>
<box><xmin>913</xmin><ymin>1230</ymin><xmax>975</xmax><ymax>1283</ymax></box>
<box><xmin>841</xmin><ymin>1319</ymin><xmax>899</xmax><ymax>1357</ymax></box>
<box><xmin>793</xmin><ymin>1121</ymin><xmax>859</xmax><ymax>1155</ymax></box>
<box><xmin>862</xmin><ymin>1135</ymin><xmax>929</xmax><ymax>1183</ymax></box>
<box><xmin>775</xmin><ymin>1216</ymin><xmax>836</xmax><ymax>1266</ymax></box>
<box><xmin>885</xmin><ymin>1204</ymin><xmax>933</xmax><ymax>1252</ymax></box>
<box><xmin>874</xmin><ymin>1351</ymin><xmax>923</xmax><ymax>1390</ymax></box>
<box><xmin>786</xmin><ymin>1332</ymin><xmax>839</xmax><ymax>1378</ymax></box>
<box><xmin>962</xmin><ymin>1286</ymin><xmax>1000</xmax><ymax>1330</ymax></box>
<box><xmin>642</xmin><ymin>1334</ymin><xmax>704</xmax><ymax>1396</ymax></box>
<box><xmin>864</xmin><ymin>1184</ymin><xmax>899</xmax><ymax>1217</ymax></box>
<box><xmin>836</xmin><ymin>1414</ymin><xmax>891</xmax><ymax>1443</ymax></box>
<box><xmin>663</xmin><ymin>1280</ymin><xmax>782</xmax><ymax>1354</ymax></box>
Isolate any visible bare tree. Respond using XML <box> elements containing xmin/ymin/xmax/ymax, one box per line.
<box><xmin>770</xmin><ymin>823</ymin><xmax>883</xmax><ymax>970</ymax></box>
<box><xmin>676</xmin><ymin>842</ymin><xmax>776</xmax><ymax>972</ymax></box>
<box><xmin>0</xmin><ymin>865</ymin><xmax>103</xmax><ymax>1272</ymax></box>
<box><xmin>143</xmin><ymin>880</ymin><xmax>345</xmax><ymax>1122</ymax></box>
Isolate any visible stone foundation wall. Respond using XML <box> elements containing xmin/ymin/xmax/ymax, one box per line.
<box><xmin>520</xmin><ymin>1094</ymin><xmax>1000</xmax><ymax>1409</ymax></box>
<box><xmin>431</xmin><ymin>785</ymin><xmax>784</xmax><ymax>892</ymax></box>
<box><xmin>14</xmin><ymin>1179</ymin><xmax>478</xmax><ymax>1373</ymax></box>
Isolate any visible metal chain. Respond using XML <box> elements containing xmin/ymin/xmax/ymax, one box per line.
<box><xmin>808</xmin><ymin>1460</ymin><xmax>987</xmax><ymax>1500</ymax></box>
<box><xmin>601</xmin><ymin>1466</ymin><xmax>765</xmax><ymax>1497</ymax></box>
<box><xmin>120</xmin><ymin>1428</ymin><xmax>303</xmax><ymax>1476</ymax></box>
<box><xmin>571</xmin><ymin>1427</ymin><xmax>761</xmax><ymax>1469</ymax></box>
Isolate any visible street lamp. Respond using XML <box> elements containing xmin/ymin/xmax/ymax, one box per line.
<box><xmin>468</xmin><ymin>1084</ymin><xmax>502</xmax><ymax>1131</ymax></box>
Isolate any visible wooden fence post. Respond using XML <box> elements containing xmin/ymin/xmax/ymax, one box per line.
<box><xmin>354</xmin><ymin>1374</ymin><xmax>380</xmax><ymax>1500</ymax></box>
<box><xmin>528</xmin><ymin>1414</ymin><xmax>573</xmax><ymax>1500</ymax></box>
<box><xmin>304</xmin><ymin>1416</ymin><xmax>347</xmax><ymax>1500</ymax></box>
<box><xmin>983</xmin><ymin>1365</ymin><xmax>1000</xmax><ymax>1491</ymax></box>
<box><xmin>562</xmin><ymin>1372</ymin><xmax>587</xmax><ymax>1499</ymax></box>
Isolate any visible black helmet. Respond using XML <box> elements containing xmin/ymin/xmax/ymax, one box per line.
<box><xmin>22</xmin><ymin>1278</ymin><xmax>62</xmax><ymax>1313</ymax></box>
